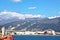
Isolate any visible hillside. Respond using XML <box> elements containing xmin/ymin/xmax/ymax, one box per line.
<box><xmin>0</xmin><ymin>17</ymin><xmax>60</xmax><ymax>32</ymax></box>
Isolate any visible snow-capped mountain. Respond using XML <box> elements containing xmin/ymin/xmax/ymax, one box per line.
<box><xmin>2</xmin><ymin>16</ymin><xmax>60</xmax><ymax>32</ymax></box>
<box><xmin>0</xmin><ymin>11</ymin><xmax>45</xmax><ymax>25</ymax></box>
<box><xmin>0</xmin><ymin>11</ymin><xmax>22</xmax><ymax>25</ymax></box>
<box><xmin>0</xmin><ymin>11</ymin><xmax>60</xmax><ymax>32</ymax></box>
<box><xmin>0</xmin><ymin>11</ymin><xmax>60</xmax><ymax>25</ymax></box>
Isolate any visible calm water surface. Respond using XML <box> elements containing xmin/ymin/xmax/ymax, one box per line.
<box><xmin>13</xmin><ymin>35</ymin><xmax>60</xmax><ymax>40</ymax></box>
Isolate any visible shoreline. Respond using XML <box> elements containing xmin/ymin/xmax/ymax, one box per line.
<box><xmin>13</xmin><ymin>35</ymin><xmax>60</xmax><ymax>36</ymax></box>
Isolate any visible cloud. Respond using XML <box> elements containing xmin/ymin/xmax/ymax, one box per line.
<box><xmin>1</xmin><ymin>11</ymin><xmax>60</xmax><ymax>20</ymax></box>
<box><xmin>28</xmin><ymin>7</ymin><xmax>37</xmax><ymax>10</ymax></box>
<box><xmin>12</xmin><ymin>0</ymin><xmax>21</xmax><ymax>2</ymax></box>
<box><xmin>48</xmin><ymin>11</ymin><xmax>60</xmax><ymax>19</ymax></box>
<box><xmin>58</xmin><ymin>11</ymin><xmax>60</xmax><ymax>14</ymax></box>
<box><xmin>48</xmin><ymin>16</ymin><xmax>60</xmax><ymax>19</ymax></box>
<box><xmin>0</xmin><ymin>11</ymin><xmax>45</xmax><ymax>19</ymax></box>
<box><xmin>0</xmin><ymin>11</ymin><xmax>25</xmax><ymax>19</ymax></box>
<box><xmin>24</xmin><ymin>14</ymin><xmax>44</xmax><ymax>18</ymax></box>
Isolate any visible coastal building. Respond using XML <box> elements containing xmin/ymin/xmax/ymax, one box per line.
<box><xmin>44</xmin><ymin>29</ymin><xmax>56</xmax><ymax>35</ymax></box>
<box><xmin>15</xmin><ymin>31</ymin><xmax>36</xmax><ymax>35</ymax></box>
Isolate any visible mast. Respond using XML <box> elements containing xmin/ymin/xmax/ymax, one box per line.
<box><xmin>1</xmin><ymin>27</ymin><xmax>5</xmax><ymax>36</ymax></box>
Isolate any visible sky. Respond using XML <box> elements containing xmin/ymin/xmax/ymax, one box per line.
<box><xmin>0</xmin><ymin>0</ymin><xmax>60</xmax><ymax>17</ymax></box>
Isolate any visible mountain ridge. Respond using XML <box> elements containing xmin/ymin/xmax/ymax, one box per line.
<box><xmin>0</xmin><ymin>11</ymin><xmax>60</xmax><ymax>32</ymax></box>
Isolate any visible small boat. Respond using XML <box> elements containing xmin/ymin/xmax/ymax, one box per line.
<box><xmin>0</xmin><ymin>27</ymin><xmax>13</xmax><ymax>40</ymax></box>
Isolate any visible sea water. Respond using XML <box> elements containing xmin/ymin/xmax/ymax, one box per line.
<box><xmin>13</xmin><ymin>35</ymin><xmax>60</xmax><ymax>40</ymax></box>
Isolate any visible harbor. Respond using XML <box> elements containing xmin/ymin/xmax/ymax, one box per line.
<box><xmin>0</xmin><ymin>27</ymin><xmax>60</xmax><ymax>36</ymax></box>
<box><xmin>0</xmin><ymin>27</ymin><xmax>60</xmax><ymax>40</ymax></box>
<box><xmin>13</xmin><ymin>30</ymin><xmax>60</xmax><ymax>36</ymax></box>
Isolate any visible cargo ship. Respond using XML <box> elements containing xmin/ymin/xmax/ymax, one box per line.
<box><xmin>0</xmin><ymin>27</ymin><xmax>13</xmax><ymax>40</ymax></box>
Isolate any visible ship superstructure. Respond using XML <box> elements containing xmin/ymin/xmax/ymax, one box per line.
<box><xmin>0</xmin><ymin>27</ymin><xmax>13</xmax><ymax>40</ymax></box>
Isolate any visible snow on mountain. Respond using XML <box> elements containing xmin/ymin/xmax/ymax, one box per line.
<box><xmin>0</xmin><ymin>11</ymin><xmax>25</xmax><ymax>19</ymax></box>
<box><xmin>0</xmin><ymin>11</ymin><xmax>45</xmax><ymax>25</ymax></box>
<box><xmin>48</xmin><ymin>16</ymin><xmax>60</xmax><ymax>19</ymax></box>
<box><xmin>0</xmin><ymin>11</ymin><xmax>45</xmax><ymax>19</ymax></box>
<box><xmin>0</xmin><ymin>11</ymin><xmax>60</xmax><ymax>25</ymax></box>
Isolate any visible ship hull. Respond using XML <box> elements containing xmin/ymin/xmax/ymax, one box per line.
<box><xmin>0</xmin><ymin>36</ymin><xmax>13</xmax><ymax>40</ymax></box>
